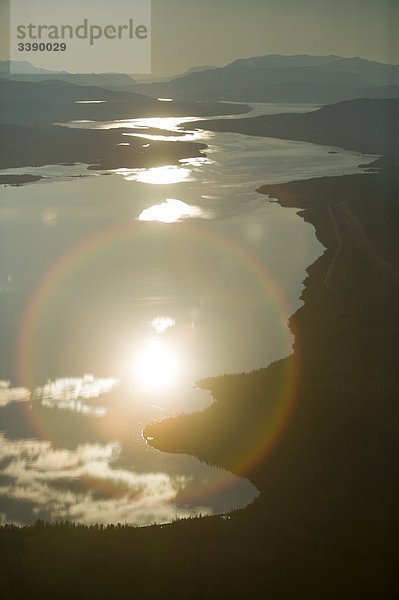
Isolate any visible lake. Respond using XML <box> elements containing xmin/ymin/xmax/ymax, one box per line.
<box><xmin>0</xmin><ymin>103</ymin><xmax>376</xmax><ymax>525</ymax></box>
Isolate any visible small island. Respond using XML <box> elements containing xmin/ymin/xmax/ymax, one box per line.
<box><xmin>0</xmin><ymin>173</ymin><xmax>43</xmax><ymax>185</ymax></box>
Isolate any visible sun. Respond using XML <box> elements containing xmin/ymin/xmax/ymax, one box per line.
<box><xmin>133</xmin><ymin>339</ymin><xmax>180</xmax><ymax>394</ymax></box>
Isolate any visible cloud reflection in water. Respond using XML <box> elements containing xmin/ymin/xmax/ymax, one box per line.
<box><xmin>151</xmin><ymin>316</ymin><xmax>176</xmax><ymax>334</ymax></box>
<box><xmin>0</xmin><ymin>381</ymin><xmax>30</xmax><ymax>407</ymax></box>
<box><xmin>33</xmin><ymin>375</ymin><xmax>119</xmax><ymax>416</ymax></box>
<box><xmin>0</xmin><ymin>434</ymin><xmax>209</xmax><ymax>525</ymax></box>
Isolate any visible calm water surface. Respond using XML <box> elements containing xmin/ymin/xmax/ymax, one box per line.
<box><xmin>0</xmin><ymin>103</ymin><xmax>376</xmax><ymax>525</ymax></box>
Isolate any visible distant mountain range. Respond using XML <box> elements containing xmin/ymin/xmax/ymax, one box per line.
<box><xmin>0</xmin><ymin>61</ymin><xmax>218</xmax><ymax>88</ymax></box>
<box><xmin>132</xmin><ymin>55</ymin><xmax>399</xmax><ymax>103</ymax></box>
<box><xmin>0</xmin><ymin>60</ymin><xmax>137</xmax><ymax>89</ymax></box>
<box><xmin>2</xmin><ymin>55</ymin><xmax>399</xmax><ymax>106</ymax></box>
<box><xmin>0</xmin><ymin>54</ymin><xmax>399</xmax><ymax>104</ymax></box>
<box><xmin>134</xmin><ymin>65</ymin><xmax>218</xmax><ymax>84</ymax></box>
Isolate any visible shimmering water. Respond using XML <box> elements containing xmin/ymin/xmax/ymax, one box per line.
<box><xmin>0</xmin><ymin>103</ymin><xmax>376</xmax><ymax>525</ymax></box>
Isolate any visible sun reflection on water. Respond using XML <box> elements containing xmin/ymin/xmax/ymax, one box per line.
<box><xmin>121</xmin><ymin>116</ymin><xmax>200</xmax><ymax>132</ymax></box>
<box><xmin>137</xmin><ymin>166</ymin><xmax>191</xmax><ymax>185</ymax></box>
<box><xmin>138</xmin><ymin>198</ymin><xmax>203</xmax><ymax>223</ymax></box>
<box><xmin>113</xmin><ymin>165</ymin><xmax>192</xmax><ymax>184</ymax></box>
<box><xmin>61</xmin><ymin>116</ymin><xmax>207</xmax><ymax>142</ymax></box>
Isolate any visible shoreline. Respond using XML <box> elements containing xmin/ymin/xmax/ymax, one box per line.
<box><xmin>144</xmin><ymin>166</ymin><xmax>399</xmax><ymax>527</ymax></box>
<box><xmin>183</xmin><ymin>98</ymin><xmax>399</xmax><ymax>170</ymax></box>
<box><xmin>2</xmin><ymin>167</ymin><xmax>398</xmax><ymax>597</ymax></box>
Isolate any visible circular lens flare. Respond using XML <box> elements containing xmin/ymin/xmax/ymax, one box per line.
<box><xmin>133</xmin><ymin>340</ymin><xmax>180</xmax><ymax>394</ymax></box>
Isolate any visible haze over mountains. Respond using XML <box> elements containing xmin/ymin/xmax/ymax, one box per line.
<box><xmin>0</xmin><ymin>60</ymin><xmax>137</xmax><ymax>88</ymax></box>
<box><xmin>2</xmin><ymin>55</ymin><xmax>399</xmax><ymax>104</ymax></box>
<box><xmin>134</xmin><ymin>55</ymin><xmax>399</xmax><ymax>103</ymax></box>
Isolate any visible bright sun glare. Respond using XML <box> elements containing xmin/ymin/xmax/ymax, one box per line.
<box><xmin>136</xmin><ymin>166</ymin><xmax>191</xmax><ymax>185</ymax></box>
<box><xmin>133</xmin><ymin>340</ymin><xmax>180</xmax><ymax>394</ymax></box>
<box><xmin>138</xmin><ymin>198</ymin><xmax>202</xmax><ymax>223</ymax></box>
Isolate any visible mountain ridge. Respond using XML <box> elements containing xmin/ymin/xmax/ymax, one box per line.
<box><xmin>132</xmin><ymin>54</ymin><xmax>399</xmax><ymax>103</ymax></box>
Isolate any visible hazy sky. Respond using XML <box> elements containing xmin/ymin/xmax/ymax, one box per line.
<box><xmin>1</xmin><ymin>0</ymin><xmax>398</xmax><ymax>75</ymax></box>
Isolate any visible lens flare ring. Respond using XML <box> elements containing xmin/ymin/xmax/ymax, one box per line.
<box><xmin>16</xmin><ymin>220</ymin><xmax>299</xmax><ymax>476</ymax></box>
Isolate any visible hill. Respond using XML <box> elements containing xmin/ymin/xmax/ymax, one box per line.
<box><xmin>185</xmin><ymin>98</ymin><xmax>399</xmax><ymax>164</ymax></box>
<box><xmin>0</xmin><ymin>78</ymin><xmax>250</xmax><ymax>125</ymax></box>
<box><xmin>134</xmin><ymin>54</ymin><xmax>399</xmax><ymax>103</ymax></box>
